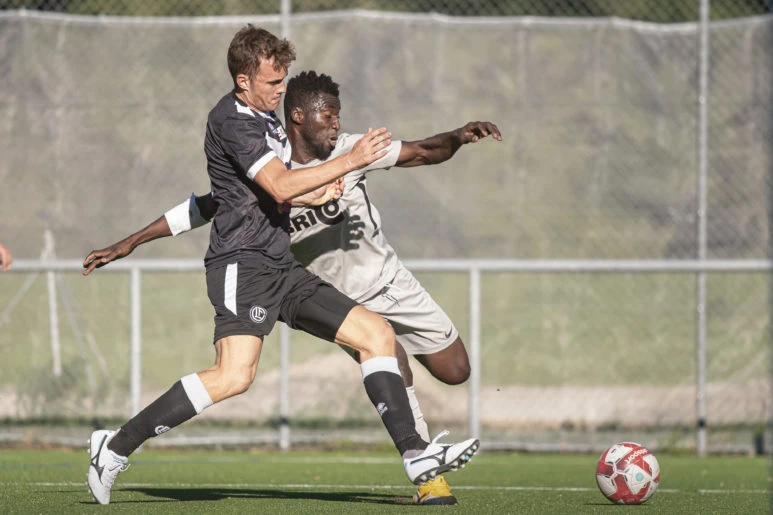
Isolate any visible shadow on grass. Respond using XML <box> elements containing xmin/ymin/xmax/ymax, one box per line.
<box><xmin>118</xmin><ymin>487</ymin><xmax>411</xmax><ymax>505</ymax></box>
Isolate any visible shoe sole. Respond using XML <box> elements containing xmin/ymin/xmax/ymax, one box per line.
<box><xmin>415</xmin><ymin>495</ymin><xmax>458</xmax><ymax>505</ymax></box>
<box><xmin>87</xmin><ymin>435</ymin><xmax>97</xmax><ymax>503</ymax></box>
<box><xmin>412</xmin><ymin>439</ymin><xmax>480</xmax><ymax>485</ymax></box>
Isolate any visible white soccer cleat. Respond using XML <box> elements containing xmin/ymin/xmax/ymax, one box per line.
<box><xmin>87</xmin><ymin>429</ymin><xmax>129</xmax><ymax>504</ymax></box>
<box><xmin>403</xmin><ymin>430</ymin><xmax>479</xmax><ymax>485</ymax></box>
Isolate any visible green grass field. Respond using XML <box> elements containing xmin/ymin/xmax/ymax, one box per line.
<box><xmin>0</xmin><ymin>449</ymin><xmax>769</xmax><ymax>513</ymax></box>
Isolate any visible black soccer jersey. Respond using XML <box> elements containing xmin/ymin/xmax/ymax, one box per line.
<box><xmin>203</xmin><ymin>92</ymin><xmax>293</xmax><ymax>269</ymax></box>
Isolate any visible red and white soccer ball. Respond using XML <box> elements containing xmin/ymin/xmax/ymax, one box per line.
<box><xmin>595</xmin><ymin>442</ymin><xmax>660</xmax><ymax>504</ymax></box>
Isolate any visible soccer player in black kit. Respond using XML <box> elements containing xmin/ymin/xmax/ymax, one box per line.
<box><xmin>85</xmin><ymin>25</ymin><xmax>479</xmax><ymax>505</ymax></box>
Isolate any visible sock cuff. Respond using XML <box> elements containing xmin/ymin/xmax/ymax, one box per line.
<box><xmin>180</xmin><ymin>373</ymin><xmax>213</xmax><ymax>414</ymax></box>
<box><xmin>361</xmin><ymin>356</ymin><xmax>401</xmax><ymax>380</ymax></box>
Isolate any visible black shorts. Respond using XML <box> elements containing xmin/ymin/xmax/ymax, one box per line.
<box><xmin>205</xmin><ymin>259</ymin><xmax>358</xmax><ymax>343</ymax></box>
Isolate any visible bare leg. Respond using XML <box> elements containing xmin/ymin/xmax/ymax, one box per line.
<box><xmin>414</xmin><ymin>337</ymin><xmax>471</xmax><ymax>386</ymax></box>
<box><xmin>199</xmin><ymin>335</ymin><xmax>264</xmax><ymax>402</ymax></box>
<box><xmin>333</xmin><ymin>305</ymin><xmax>395</xmax><ymax>359</ymax></box>
<box><xmin>395</xmin><ymin>341</ymin><xmax>414</xmax><ymax>387</ymax></box>
<box><xmin>107</xmin><ymin>334</ymin><xmax>262</xmax><ymax>457</ymax></box>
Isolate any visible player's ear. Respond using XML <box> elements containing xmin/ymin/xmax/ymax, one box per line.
<box><xmin>235</xmin><ymin>73</ymin><xmax>250</xmax><ymax>92</ymax></box>
<box><xmin>290</xmin><ymin>107</ymin><xmax>304</xmax><ymax>124</ymax></box>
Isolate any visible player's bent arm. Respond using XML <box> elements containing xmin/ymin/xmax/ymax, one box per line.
<box><xmin>255</xmin><ymin>128</ymin><xmax>391</xmax><ymax>204</ymax></box>
<box><xmin>396</xmin><ymin>121</ymin><xmax>502</xmax><ymax>168</ymax></box>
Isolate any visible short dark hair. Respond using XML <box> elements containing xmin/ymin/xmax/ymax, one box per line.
<box><xmin>284</xmin><ymin>71</ymin><xmax>340</xmax><ymax>121</ymax></box>
<box><xmin>227</xmin><ymin>24</ymin><xmax>296</xmax><ymax>87</ymax></box>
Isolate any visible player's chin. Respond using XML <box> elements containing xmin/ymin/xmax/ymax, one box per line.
<box><xmin>322</xmin><ymin>139</ymin><xmax>336</xmax><ymax>157</ymax></box>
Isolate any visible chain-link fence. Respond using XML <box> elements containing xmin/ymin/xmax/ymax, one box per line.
<box><xmin>0</xmin><ymin>1</ymin><xmax>770</xmax><ymax>453</ymax></box>
<box><xmin>4</xmin><ymin>0</ymin><xmax>773</xmax><ymax>20</ymax></box>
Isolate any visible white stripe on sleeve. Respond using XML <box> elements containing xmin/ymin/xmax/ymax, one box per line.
<box><xmin>247</xmin><ymin>151</ymin><xmax>278</xmax><ymax>180</ymax></box>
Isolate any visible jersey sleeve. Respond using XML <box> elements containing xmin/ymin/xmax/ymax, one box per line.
<box><xmin>336</xmin><ymin>133</ymin><xmax>402</xmax><ymax>182</ymax></box>
<box><xmin>164</xmin><ymin>193</ymin><xmax>212</xmax><ymax>236</ymax></box>
<box><xmin>220</xmin><ymin>115</ymin><xmax>277</xmax><ymax>180</ymax></box>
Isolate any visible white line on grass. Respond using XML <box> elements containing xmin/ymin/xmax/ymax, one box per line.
<box><xmin>697</xmin><ymin>489</ymin><xmax>770</xmax><ymax>495</ymax></box>
<box><xmin>6</xmin><ymin>482</ymin><xmax>766</xmax><ymax>495</ymax></box>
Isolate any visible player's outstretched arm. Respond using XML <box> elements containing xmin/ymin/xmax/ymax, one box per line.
<box><xmin>255</xmin><ymin>128</ymin><xmax>391</xmax><ymax>204</ymax></box>
<box><xmin>82</xmin><ymin>217</ymin><xmax>170</xmax><ymax>276</ymax></box>
<box><xmin>82</xmin><ymin>193</ymin><xmax>217</xmax><ymax>276</ymax></box>
<box><xmin>396</xmin><ymin>121</ymin><xmax>502</xmax><ymax>168</ymax></box>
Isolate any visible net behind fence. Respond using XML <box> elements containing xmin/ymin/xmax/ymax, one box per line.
<box><xmin>0</xmin><ymin>4</ymin><xmax>770</xmax><ymax>452</ymax></box>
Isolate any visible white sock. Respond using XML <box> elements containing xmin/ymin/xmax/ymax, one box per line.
<box><xmin>406</xmin><ymin>385</ymin><xmax>430</xmax><ymax>442</ymax></box>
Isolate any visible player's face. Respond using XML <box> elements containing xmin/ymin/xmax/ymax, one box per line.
<box><xmin>242</xmin><ymin>58</ymin><xmax>287</xmax><ymax>112</ymax></box>
<box><xmin>302</xmin><ymin>93</ymin><xmax>341</xmax><ymax>161</ymax></box>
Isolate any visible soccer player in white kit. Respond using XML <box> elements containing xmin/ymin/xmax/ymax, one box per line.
<box><xmin>83</xmin><ymin>70</ymin><xmax>500</xmax><ymax>505</ymax></box>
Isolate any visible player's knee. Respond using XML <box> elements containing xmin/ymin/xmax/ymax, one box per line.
<box><xmin>221</xmin><ymin>369</ymin><xmax>255</xmax><ymax>397</ymax></box>
<box><xmin>442</xmin><ymin>361</ymin><xmax>471</xmax><ymax>385</ymax></box>
<box><xmin>429</xmin><ymin>353</ymin><xmax>470</xmax><ymax>385</ymax></box>
<box><xmin>230</xmin><ymin>376</ymin><xmax>254</xmax><ymax>396</ymax></box>
<box><xmin>362</xmin><ymin>315</ymin><xmax>396</xmax><ymax>357</ymax></box>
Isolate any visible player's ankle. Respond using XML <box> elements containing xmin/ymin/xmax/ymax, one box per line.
<box><xmin>400</xmin><ymin>435</ymin><xmax>429</xmax><ymax>458</ymax></box>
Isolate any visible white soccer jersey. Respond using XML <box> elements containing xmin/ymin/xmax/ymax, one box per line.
<box><xmin>288</xmin><ymin>133</ymin><xmax>403</xmax><ymax>302</ymax></box>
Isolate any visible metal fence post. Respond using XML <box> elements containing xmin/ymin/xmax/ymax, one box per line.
<box><xmin>130</xmin><ymin>267</ymin><xmax>142</xmax><ymax>417</ymax></box>
<box><xmin>469</xmin><ymin>267</ymin><xmax>481</xmax><ymax>440</ymax></box>
<box><xmin>279</xmin><ymin>0</ymin><xmax>292</xmax><ymax>451</ymax></box>
<box><xmin>279</xmin><ymin>323</ymin><xmax>291</xmax><ymax>450</ymax></box>
<box><xmin>280</xmin><ymin>0</ymin><xmax>291</xmax><ymax>40</ymax></box>
<box><xmin>44</xmin><ymin>230</ymin><xmax>62</xmax><ymax>377</ymax></box>
<box><xmin>695</xmin><ymin>0</ymin><xmax>710</xmax><ymax>458</ymax></box>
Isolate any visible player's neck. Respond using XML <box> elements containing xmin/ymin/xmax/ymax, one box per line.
<box><xmin>289</xmin><ymin>134</ymin><xmax>320</xmax><ymax>165</ymax></box>
<box><xmin>234</xmin><ymin>90</ymin><xmax>268</xmax><ymax>114</ymax></box>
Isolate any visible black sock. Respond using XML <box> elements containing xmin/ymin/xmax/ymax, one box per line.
<box><xmin>107</xmin><ymin>380</ymin><xmax>197</xmax><ymax>457</ymax></box>
<box><xmin>363</xmin><ymin>370</ymin><xmax>428</xmax><ymax>455</ymax></box>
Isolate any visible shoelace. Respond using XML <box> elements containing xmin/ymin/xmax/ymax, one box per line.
<box><xmin>103</xmin><ymin>460</ymin><xmax>130</xmax><ymax>488</ymax></box>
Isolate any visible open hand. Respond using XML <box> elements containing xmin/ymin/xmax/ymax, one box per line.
<box><xmin>82</xmin><ymin>240</ymin><xmax>134</xmax><ymax>276</ymax></box>
<box><xmin>346</xmin><ymin>127</ymin><xmax>392</xmax><ymax>170</ymax></box>
<box><xmin>306</xmin><ymin>178</ymin><xmax>345</xmax><ymax>207</ymax></box>
<box><xmin>457</xmin><ymin>121</ymin><xmax>502</xmax><ymax>144</ymax></box>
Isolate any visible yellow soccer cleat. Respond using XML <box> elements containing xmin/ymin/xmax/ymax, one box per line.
<box><xmin>413</xmin><ymin>475</ymin><xmax>458</xmax><ymax>505</ymax></box>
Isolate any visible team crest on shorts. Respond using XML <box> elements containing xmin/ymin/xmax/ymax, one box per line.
<box><xmin>250</xmin><ymin>305</ymin><xmax>267</xmax><ymax>323</ymax></box>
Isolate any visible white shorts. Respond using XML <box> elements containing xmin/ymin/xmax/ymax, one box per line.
<box><xmin>360</xmin><ymin>263</ymin><xmax>459</xmax><ymax>355</ymax></box>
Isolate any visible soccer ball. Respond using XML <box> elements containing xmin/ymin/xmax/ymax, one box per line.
<box><xmin>595</xmin><ymin>442</ymin><xmax>660</xmax><ymax>504</ymax></box>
